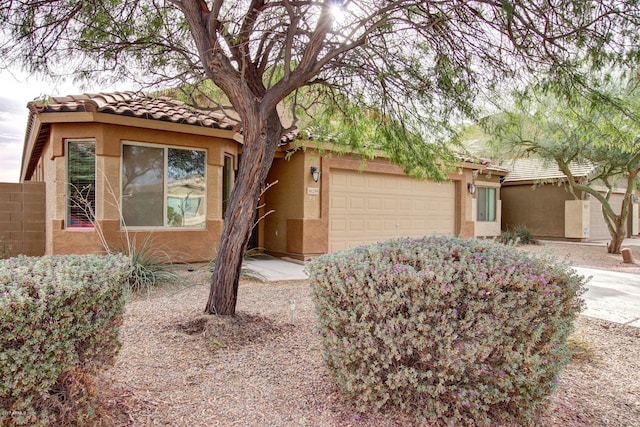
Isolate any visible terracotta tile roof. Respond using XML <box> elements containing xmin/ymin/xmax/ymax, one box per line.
<box><xmin>26</xmin><ymin>91</ymin><xmax>299</xmax><ymax>144</ymax></box>
<box><xmin>455</xmin><ymin>153</ymin><xmax>510</xmax><ymax>173</ymax></box>
<box><xmin>21</xmin><ymin>91</ymin><xmax>300</xmax><ymax>180</ymax></box>
<box><xmin>27</xmin><ymin>91</ymin><xmax>240</xmax><ymax>130</ymax></box>
<box><xmin>502</xmin><ymin>157</ymin><xmax>595</xmax><ymax>182</ymax></box>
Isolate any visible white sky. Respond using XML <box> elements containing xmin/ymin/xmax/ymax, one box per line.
<box><xmin>0</xmin><ymin>68</ymin><xmax>128</xmax><ymax>183</ymax></box>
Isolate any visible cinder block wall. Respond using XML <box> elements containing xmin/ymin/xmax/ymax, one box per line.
<box><xmin>0</xmin><ymin>182</ymin><xmax>45</xmax><ymax>257</ymax></box>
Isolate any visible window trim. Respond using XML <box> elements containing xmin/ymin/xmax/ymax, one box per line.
<box><xmin>66</xmin><ymin>139</ymin><xmax>96</xmax><ymax>230</ymax></box>
<box><xmin>120</xmin><ymin>140</ymin><xmax>207</xmax><ymax>230</ymax></box>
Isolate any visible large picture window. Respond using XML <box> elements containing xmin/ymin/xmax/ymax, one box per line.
<box><xmin>477</xmin><ymin>187</ymin><xmax>497</xmax><ymax>222</ymax></box>
<box><xmin>121</xmin><ymin>142</ymin><xmax>206</xmax><ymax>228</ymax></box>
<box><xmin>67</xmin><ymin>140</ymin><xmax>96</xmax><ymax>228</ymax></box>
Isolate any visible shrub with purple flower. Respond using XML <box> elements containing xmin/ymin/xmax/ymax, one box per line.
<box><xmin>308</xmin><ymin>236</ymin><xmax>585</xmax><ymax>426</ymax></box>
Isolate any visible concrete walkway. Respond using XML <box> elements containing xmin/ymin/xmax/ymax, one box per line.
<box><xmin>242</xmin><ymin>256</ymin><xmax>308</xmax><ymax>281</ymax></box>
<box><xmin>574</xmin><ymin>267</ymin><xmax>640</xmax><ymax>327</ymax></box>
<box><xmin>242</xmin><ymin>255</ymin><xmax>640</xmax><ymax>328</ymax></box>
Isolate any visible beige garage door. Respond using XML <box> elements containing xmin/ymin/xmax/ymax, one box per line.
<box><xmin>329</xmin><ymin>169</ymin><xmax>456</xmax><ymax>252</ymax></box>
<box><xmin>589</xmin><ymin>193</ymin><xmax>624</xmax><ymax>240</ymax></box>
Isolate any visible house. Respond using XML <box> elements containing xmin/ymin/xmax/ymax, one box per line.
<box><xmin>15</xmin><ymin>91</ymin><xmax>507</xmax><ymax>262</ymax></box>
<box><xmin>501</xmin><ymin>158</ymin><xmax>639</xmax><ymax>241</ymax></box>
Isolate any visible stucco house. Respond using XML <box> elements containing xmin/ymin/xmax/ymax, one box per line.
<box><xmin>501</xmin><ymin>158</ymin><xmax>639</xmax><ymax>241</ymax></box>
<box><xmin>17</xmin><ymin>91</ymin><xmax>506</xmax><ymax>262</ymax></box>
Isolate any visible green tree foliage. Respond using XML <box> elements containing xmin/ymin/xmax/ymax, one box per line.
<box><xmin>481</xmin><ymin>75</ymin><xmax>640</xmax><ymax>253</ymax></box>
<box><xmin>2</xmin><ymin>1</ymin><xmax>640</xmax><ymax>313</ymax></box>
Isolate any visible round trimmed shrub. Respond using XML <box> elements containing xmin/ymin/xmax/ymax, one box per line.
<box><xmin>308</xmin><ymin>236</ymin><xmax>585</xmax><ymax>426</ymax></box>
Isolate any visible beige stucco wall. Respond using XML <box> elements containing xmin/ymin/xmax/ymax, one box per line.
<box><xmin>264</xmin><ymin>154</ymin><xmax>306</xmax><ymax>255</ymax></box>
<box><xmin>565</xmin><ymin>200</ymin><xmax>590</xmax><ymax>239</ymax></box>
<box><xmin>39</xmin><ymin>121</ymin><xmax>240</xmax><ymax>262</ymax></box>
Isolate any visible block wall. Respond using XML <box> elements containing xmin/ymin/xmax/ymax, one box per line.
<box><xmin>0</xmin><ymin>182</ymin><xmax>46</xmax><ymax>257</ymax></box>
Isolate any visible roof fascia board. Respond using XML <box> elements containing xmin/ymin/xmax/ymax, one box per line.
<box><xmin>20</xmin><ymin>114</ymin><xmax>42</xmax><ymax>182</ymax></box>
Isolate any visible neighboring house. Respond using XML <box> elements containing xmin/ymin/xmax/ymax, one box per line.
<box><xmin>501</xmin><ymin>158</ymin><xmax>639</xmax><ymax>241</ymax></box>
<box><xmin>18</xmin><ymin>91</ymin><xmax>507</xmax><ymax>263</ymax></box>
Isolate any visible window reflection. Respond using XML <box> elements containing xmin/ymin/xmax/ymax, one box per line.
<box><xmin>167</xmin><ymin>149</ymin><xmax>206</xmax><ymax>227</ymax></box>
<box><xmin>122</xmin><ymin>145</ymin><xmax>164</xmax><ymax>226</ymax></box>
<box><xmin>120</xmin><ymin>144</ymin><xmax>207</xmax><ymax>228</ymax></box>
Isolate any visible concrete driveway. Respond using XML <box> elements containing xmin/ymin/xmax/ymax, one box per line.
<box><xmin>573</xmin><ymin>267</ymin><xmax>640</xmax><ymax>327</ymax></box>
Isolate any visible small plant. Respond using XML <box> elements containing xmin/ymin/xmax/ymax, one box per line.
<box><xmin>112</xmin><ymin>234</ymin><xmax>179</xmax><ymax>295</ymax></box>
<box><xmin>499</xmin><ymin>225</ymin><xmax>537</xmax><ymax>245</ymax></box>
<box><xmin>0</xmin><ymin>236</ymin><xmax>11</xmax><ymax>259</ymax></box>
<box><xmin>567</xmin><ymin>335</ymin><xmax>598</xmax><ymax>364</ymax></box>
<box><xmin>514</xmin><ymin>224</ymin><xmax>537</xmax><ymax>245</ymax></box>
<box><xmin>498</xmin><ymin>229</ymin><xmax>517</xmax><ymax>245</ymax></box>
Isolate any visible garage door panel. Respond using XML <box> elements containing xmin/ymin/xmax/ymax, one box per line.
<box><xmin>414</xmin><ymin>199</ymin><xmax>428</xmax><ymax>210</ymax></box>
<box><xmin>398</xmin><ymin>198</ymin><xmax>412</xmax><ymax>210</ymax></box>
<box><xmin>367</xmin><ymin>197</ymin><xmax>382</xmax><ymax>210</ymax></box>
<box><xmin>383</xmin><ymin>219</ymin><xmax>399</xmax><ymax>231</ymax></box>
<box><xmin>350</xmin><ymin>174</ymin><xmax>366</xmax><ymax>188</ymax></box>
<box><xmin>349</xmin><ymin>219</ymin><xmax>365</xmax><ymax>232</ymax></box>
<box><xmin>331</xmin><ymin>195</ymin><xmax>347</xmax><ymax>211</ymax></box>
<box><xmin>349</xmin><ymin>197</ymin><xmax>365</xmax><ymax>210</ymax></box>
<box><xmin>330</xmin><ymin>218</ymin><xmax>346</xmax><ymax>233</ymax></box>
<box><xmin>329</xmin><ymin>169</ymin><xmax>455</xmax><ymax>252</ymax></box>
<box><xmin>384</xmin><ymin>199</ymin><xmax>397</xmax><ymax>210</ymax></box>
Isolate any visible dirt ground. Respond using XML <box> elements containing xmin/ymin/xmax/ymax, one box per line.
<box><xmin>95</xmin><ymin>240</ymin><xmax>640</xmax><ymax>427</ymax></box>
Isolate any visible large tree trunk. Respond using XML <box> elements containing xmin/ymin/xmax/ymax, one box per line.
<box><xmin>607</xmin><ymin>232</ymin><xmax>625</xmax><ymax>254</ymax></box>
<box><xmin>606</xmin><ymin>197</ymin><xmax>631</xmax><ymax>255</ymax></box>
<box><xmin>205</xmin><ymin>110</ymin><xmax>282</xmax><ymax>315</ymax></box>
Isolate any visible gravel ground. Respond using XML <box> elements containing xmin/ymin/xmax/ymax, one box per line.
<box><xmin>96</xmin><ymin>241</ymin><xmax>640</xmax><ymax>426</ymax></box>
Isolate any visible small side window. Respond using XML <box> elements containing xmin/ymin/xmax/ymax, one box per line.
<box><xmin>67</xmin><ymin>140</ymin><xmax>96</xmax><ymax>228</ymax></box>
<box><xmin>477</xmin><ymin>187</ymin><xmax>496</xmax><ymax>222</ymax></box>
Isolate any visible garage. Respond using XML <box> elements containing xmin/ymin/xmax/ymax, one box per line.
<box><xmin>589</xmin><ymin>193</ymin><xmax>625</xmax><ymax>240</ymax></box>
<box><xmin>328</xmin><ymin>169</ymin><xmax>456</xmax><ymax>252</ymax></box>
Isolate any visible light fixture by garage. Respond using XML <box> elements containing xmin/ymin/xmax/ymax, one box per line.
<box><xmin>310</xmin><ymin>166</ymin><xmax>321</xmax><ymax>182</ymax></box>
<box><xmin>467</xmin><ymin>182</ymin><xmax>476</xmax><ymax>194</ymax></box>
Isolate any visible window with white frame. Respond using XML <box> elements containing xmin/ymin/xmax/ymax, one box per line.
<box><xmin>67</xmin><ymin>140</ymin><xmax>96</xmax><ymax>228</ymax></box>
<box><xmin>477</xmin><ymin>186</ymin><xmax>496</xmax><ymax>222</ymax></box>
<box><xmin>121</xmin><ymin>142</ymin><xmax>206</xmax><ymax>228</ymax></box>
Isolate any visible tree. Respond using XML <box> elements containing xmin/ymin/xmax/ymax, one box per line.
<box><xmin>2</xmin><ymin>1</ymin><xmax>640</xmax><ymax>314</ymax></box>
<box><xmin>481</xmin><ymin>77</ymin><xmax>640</xmax><ymax>254</ymax></box>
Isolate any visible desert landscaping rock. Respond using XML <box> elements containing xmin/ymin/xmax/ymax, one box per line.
<box><xmin>95</xmin><ymin>241</ymin><xmax>640</xmax><ymax>426</ymax></box>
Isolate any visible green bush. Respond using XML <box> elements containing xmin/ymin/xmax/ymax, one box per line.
<box><xmin>499</xmin><ymin>225</ymin><xmax>537</xmax><ymax>245</ymax></box>
<box><xmin>0</xmin><ymin>254</ymin><xmax>131</xmax><ymax>426</ymax></box>
<box><xmin>308</xmin><ymin>236</ymin><xmax>585</xmax><ymax>426</ymax></box>
<box><xmin>498</xmin><ymin>230</ymin><xmax>517</xmax><ymax>245</ymax></box>
<box><xmin>513</xmin><ymin>224</ymin><xmax>537</xmax><ymax>245</ymax></box>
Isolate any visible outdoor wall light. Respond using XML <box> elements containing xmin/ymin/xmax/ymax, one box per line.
<box><xmin>311</xmin><ymin>166</ymin><xmax>321</xmax><ymax>182</ymax></box>
<box><xmin>467</xmin><ymin>182</ymin><xmax>476</xmax><ymax>194</ymax></box>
